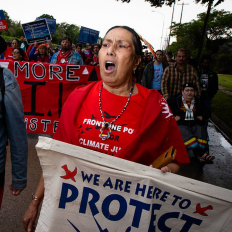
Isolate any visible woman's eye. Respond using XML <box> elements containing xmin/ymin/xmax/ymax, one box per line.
<box><xmin>102</xmin><ymin>43</ymin><xmax>109</xmax><ymax>47</ymax></box>
<box><xmin>119</xmin><ymin>45</ymin><xmax>126</xmax><ymax>48</ymax></box>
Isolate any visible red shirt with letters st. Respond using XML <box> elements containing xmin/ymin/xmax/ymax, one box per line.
<box><xmin>76</xmin><ymin>81</ymin><xmax>150</xmax><ymax>156</ymax></box>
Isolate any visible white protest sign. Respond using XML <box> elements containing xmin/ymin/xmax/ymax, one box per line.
<box><xmin>35</xmin><ymin>137</ymin><xmax>232</xmax><ymax>232</ymax></box>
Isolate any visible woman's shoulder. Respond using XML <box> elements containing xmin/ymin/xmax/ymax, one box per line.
<box><xmin>136</xmin><ymin>83</ymin><xmax>164</xmax><ymax>99</ymax></box>
<box><xmin>136</xmin><ymin>83</ymin><xmax>151</xmax><ymax>99</ymax></box>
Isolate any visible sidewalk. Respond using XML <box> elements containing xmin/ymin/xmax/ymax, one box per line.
<box><xmin>218</xmin><ymin>85</ymin><xmax>232</xmax><ymax>95</ymax></box>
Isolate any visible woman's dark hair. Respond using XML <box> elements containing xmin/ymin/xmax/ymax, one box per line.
<box><xmin>61</xmin><ymin>36</ymin><xmax>72</xmax><ymax>45</ymax></box>
<box><xmin>76</xmin><ymin>43</ymin><xmax>82</xmax><ymax>49</ymax></box>
<box><xmin>13</xmin><ymin>47</ymin><xmax>25</xmax><ymax>61</ymax></box>
<box><xmin>11</xmin><ymin>38</ymin><xmax>20</xmax><ymax>45</ymax></box>
<box><xmin>104</xmin><ymin>26</ymin><xmax>143</xmax><ymax>59</ymax></box>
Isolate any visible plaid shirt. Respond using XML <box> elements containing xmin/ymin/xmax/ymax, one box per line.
<box><xmin>161</xmin><ymin>63</ymin><xmax>201</xmax><ymax>98</ymax></box>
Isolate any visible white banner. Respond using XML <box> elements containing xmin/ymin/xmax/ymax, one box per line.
<box><xmin>35</xmin><ymin>137</ymin><xmax>232</xmax><ymax>232</ymax></box>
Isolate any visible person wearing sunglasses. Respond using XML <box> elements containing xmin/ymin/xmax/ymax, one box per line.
<box><xmin>12</xmin><ymin>47</ymin><xmax>25</xmax><ymax>61</ymax></box>
<box><xmin>1</xmin><ymin>38</ymin><xmax>29</xmax><ymax>61</ymax></box>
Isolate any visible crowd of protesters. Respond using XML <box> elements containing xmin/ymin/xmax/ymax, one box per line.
<box><xmin>0</xmin><ymin>36</ymin><xmax>102</xmax><ymax>66</ymax></box>
<box><xmin>141</xmin><ymin>47</ymin><xmax>218</xmax><ymax>165</ymax></box>
<box><xmin>0</xmin><ymin>33</ymin><xmax>219</xmax><ymax>228</ymax></box>
<box><xmin>0</xmin><ymin>36</ymin><xmax>219</xmax><ymax>163</ymax></box>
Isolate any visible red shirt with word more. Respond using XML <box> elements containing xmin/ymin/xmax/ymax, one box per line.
<box><xmin>76</xmin><ymin>81</ymin><xmax>150</xmax><ymax>156</ymax></box>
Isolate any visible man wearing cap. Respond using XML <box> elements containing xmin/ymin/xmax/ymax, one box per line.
<box><xmin>0</xmin><ymin>36</ymin><xmax>28</xmax><ymax>208</ymax></box>
<box><xmin>167</xmin><ymin>83</ymin><xmax>215</xmax><ymax>164</ymax></box>
<box><xmin>51</xmin><ymin>36</ymin><xmax>84</xmax><ymax>65</ymax></box>
<box><xmin>161</xmin><ymin>48</ymin><xmax>201</xmax><ymax>100</ymax></box>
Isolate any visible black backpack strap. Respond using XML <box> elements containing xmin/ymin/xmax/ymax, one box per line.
<box><xmin>0</xmin><ymin>67</ymin><xmax>5</xmax><ymax>116</ymax></box>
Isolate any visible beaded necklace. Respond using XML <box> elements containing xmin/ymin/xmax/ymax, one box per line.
<box><xmin>182</xmin><ymin>96</ymin><xmax>195</xmax><ymax>120</ymax></box>
<box><xmin>99</xmin><ymin>82</ymin><xmax>134</xmax><ymax>140</ymax></box>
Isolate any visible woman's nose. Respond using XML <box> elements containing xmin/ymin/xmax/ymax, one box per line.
<box><xmin>107</xmin><ymin>45</ymin><xmax>116</xmax><ymax>56</ymax></box>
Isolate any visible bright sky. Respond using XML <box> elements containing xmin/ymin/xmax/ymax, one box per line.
<box><xmin>1</xmin><ymin>0</ymin><xmax>231</xmax><ymax>50</ymax></box>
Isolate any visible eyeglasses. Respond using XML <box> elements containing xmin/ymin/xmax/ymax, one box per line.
<box><xmin>12</xmin><ymin>51</ymin><xmax>20</xmax><ymax>54</ymax></box>
<box><xmin>184</xmin><ymin>89</ymin><xmax>194</xmax><ymax>92</ymax></box>
<box><xmin>11</xmin><ymin>43</ymin><xmax>18</xmax><ymax>45</ymax></box>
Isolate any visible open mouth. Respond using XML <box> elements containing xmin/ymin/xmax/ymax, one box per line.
<box><xmin>105</xmin><ymin>61</ymin><xmax>116</xmax><ymax>71</ymax></box>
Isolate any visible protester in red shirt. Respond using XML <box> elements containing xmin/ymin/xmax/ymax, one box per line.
<box><xmin>166</xmin><ymin>51</ymin><xmax>175</xmax><ymax>66</ymax></box>
<box><xmin>2</xmin><ymin>39</ymin><xmax>19</xmax><ymax>60</ymax></box>
<box><xmin>29</xmin><ymin>42</ymin><xmax>51</xmax><ymax>63</ymax></box>
<box><xmin>85</xmin><ymin>43</ymin><xmax>100</xmax><ymax>65</ymax></box>
<box><xmin>2</xmin><ymin>39</ymin><xmax>29</xmax><ymax>61</ymax></box>
<box><xmin>23</xmin><ymin>26</ymin><xmax>190</xmax><ymax>231</ymax></box>
<box><xmin>75</xmin><ymin>43</ymin><xmax>87</xmax><ymax>62</ymax></box>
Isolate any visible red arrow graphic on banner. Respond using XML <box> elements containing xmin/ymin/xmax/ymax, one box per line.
<box><xmin>60</xmin><ymin>165</ymin><xmax>77</xmax><ymax>182</ymax></box>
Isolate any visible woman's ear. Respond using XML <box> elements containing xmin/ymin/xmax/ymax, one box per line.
<box><xmin>133</xmin><ymin>55</ymin><xmax>141</xmax><ymax>70</ymax></box>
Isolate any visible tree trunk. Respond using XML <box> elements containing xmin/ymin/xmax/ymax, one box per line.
<box><xmin>196</xmin><ymin>0</ymin><xmax>213</xmax><ymax>66</ymax></box>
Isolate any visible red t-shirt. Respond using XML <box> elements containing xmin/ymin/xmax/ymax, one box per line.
<box><xmin>93</xmin><ymin>56</ymin><xmax>99</xmax><ymax>63</ymax></box>
<box><xmin>76</xmin><ymin>82</ymin><xmax>150</xmax><ymax>156</ymax></box>
<box><xmin>3</xmin><ymin>46</ymin><xmax>29</xmax><ymax>61</ymax></box>
<box><xmin>54</xmin><ymin>82</ymin><xmax>190</xmax><ymax>166</ymax></box>
<box><xmin>2</xmin><ymin>46</ymin><xmax>13</xmax><ymax>60</ymax></box>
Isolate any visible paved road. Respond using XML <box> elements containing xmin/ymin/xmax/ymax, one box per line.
<box><xmin>0</xmin><ymin>123</ymin><xmax>231</xmax><ymax>231</ymax></box>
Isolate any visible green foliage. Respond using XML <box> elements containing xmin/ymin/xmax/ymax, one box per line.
<box><xmin>212</xmin><ymin>49</ymin><xmax>232</xmax><ymax>74</ymax></box>
<box><xmin>1</xmin><ymin>35</ymin><xmax>16</xmax><ymax>42</ymax></box>
<box><xmin>218</xmin><ymin>74</ymin><xmax>232</xmax><ymax>91</ymax></box>
<box><xmin>37</xmin><ymin>14</ymin><xmax>54</xmax><ymax>19</ymax></box>
<box><xmin>0</xmin><ymin>10</ymin><xmax>24</xmax><ymax>38</ymax></box>
<box><xmin>117</xmin><ymin>0</ymin><xmax>223</xmax><ymax>8</ymax></box>
<box><xmin>168</xmin><ymin>9</ymin><xmax>232</xmax><ymax>74</ymax></box>
<box><xmin>36</xmin><ymin>14</ymin><xmax>81</xmax><ymax>44</ymax></box>
<box><xmin>211</xmin><ymin>91</ymin><xmax>232</xmax><ymax>129</ymax></box>
<box><xmin>52</xmin><ymin>23</ymin><xmax>80</xmax><ymax>44</ymax></box>
<box><xmin>0</xmin><ymin>11</ymin><xmax>83</xmax><ymax>46</ymax></box>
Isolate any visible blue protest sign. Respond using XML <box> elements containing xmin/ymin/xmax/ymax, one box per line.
<box><xmin>21</xmin><ymin>19</ymin><xmax>52</xmax><ymax>44</ymax></box>
<box><xmin>0</xmin><ymin>10</ymin><xmax>6</xmax><ymax>20</ymax></box>
<box><xmin>78</xmin><ymin>26</ymin><xmax>99</xmax><ymax>45</ymax></box>
<box><xmin>0</xmin><ymin>10</ymin><xmax>8</xmax><ymax>31</ymax></box>
<box><xmin>36</xmin><ymin>17</ymin><xmax>56</xmax><ymax>34</ymax></box>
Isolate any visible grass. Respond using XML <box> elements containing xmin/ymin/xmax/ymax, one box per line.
<box><xmin>218</xmin><ymin>74</ymin><xmax>232</xmax><ymax>91</ymax></box>
<box><xmin>211</xmin><ymin>91</ymin><xmax>232</xmax><ymax>129</ymax></box>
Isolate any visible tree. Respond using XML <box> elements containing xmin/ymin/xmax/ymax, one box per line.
<box><xmin>117</xmin><ymin>0</ymin><xmax>224</xmax><ymax>7</ymax></box>
<box><xmin>3</xmin><ymin>11</ymin><xmax>12</xmax><ymax>27</ymax></box>
<box><xmin>37</xmin><ymin>14</ymin><xmax>54</xmax><ymax>19</ymax></box>
<box><xmin>36</xmin><ymin>15</ymin><xmax>80</xmax><ymax>44</ymax></box>
<box><xmin>0</xmin><ymin>11</ymin><xmax>23</xmax><ymax>38</ymax></box>
<box><xmin>118</xmin><ymin>0</ymin><xmax>225</xmax><ymax>60</ymax></box>
<box><xmin>51</xmin><ymin>22</ymin><xmax>80</xmax><ymax>44</ymax></box>
<box><xmin>168</xmin><ymin>9</ymin><xmax>232</xmax><ymax>73</ymax></box>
